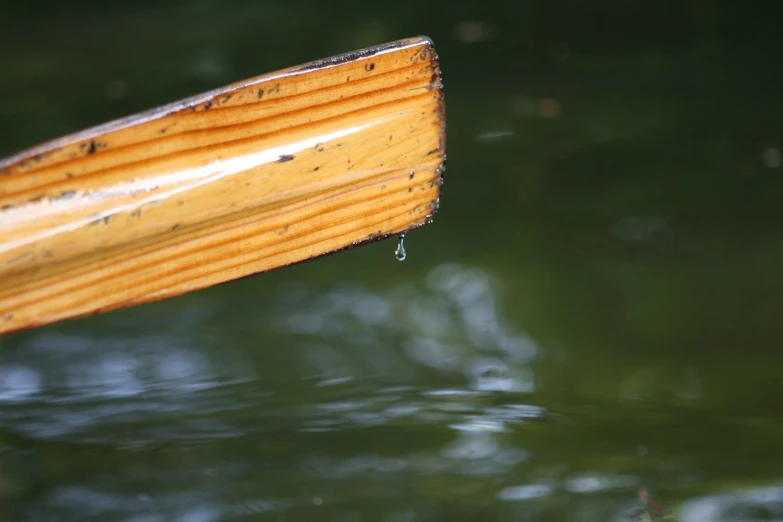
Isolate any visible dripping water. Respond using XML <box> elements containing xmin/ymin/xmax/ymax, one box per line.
<box><xmin>395</xmin><ymin>234</ymin><xmax>406</xmax><ymax>261</ymax></box>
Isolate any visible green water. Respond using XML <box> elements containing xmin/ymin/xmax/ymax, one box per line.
<box><xmin>2</xmin><ymin>1</ymin><xmax>783</xmax><ymax>520</ymax></box>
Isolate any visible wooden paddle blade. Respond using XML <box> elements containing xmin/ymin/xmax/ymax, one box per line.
<box><xmin>0</xmin><ymin>36</ymin><xmax>446</xmax><ymax>334</ymax></box>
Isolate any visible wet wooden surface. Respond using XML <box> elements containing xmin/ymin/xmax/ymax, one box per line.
<box><xmin>0</xmin><ymin>36</ymin><xmax>445</xmax><ymax>334</ymax></box>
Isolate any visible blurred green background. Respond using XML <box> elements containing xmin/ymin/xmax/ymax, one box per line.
<box><xmin>2</xmin><ymin>1</ymin><xmax>783</xmax><ymax>520</ymax></box>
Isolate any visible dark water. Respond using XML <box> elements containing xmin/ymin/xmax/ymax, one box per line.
<box><xmin>3</xmin><ymin>1</ymin><xmax>783</xmax><ymax>520</ymax></box>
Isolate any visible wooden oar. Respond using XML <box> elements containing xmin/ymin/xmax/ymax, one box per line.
<box><xmin>0</xmin><ymin>36</ymin><xmax>446</xmax><ymax>335</ymax></box>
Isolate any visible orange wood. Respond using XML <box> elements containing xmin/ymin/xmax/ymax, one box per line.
<box><xmin>0</xmin><ymin>36</ymin><xmax>445</xmax><ymax>334</ymax></box>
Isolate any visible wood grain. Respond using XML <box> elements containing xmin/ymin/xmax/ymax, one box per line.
<box><xmin>0</xmin><ymin>36</ymin><xmax>446</xmax><ymax>334</ymax></box>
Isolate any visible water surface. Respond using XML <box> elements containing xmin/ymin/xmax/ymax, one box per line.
<box><xmin>2</xmin><ymin>1</ymin><xmax>783</xmax><ymax>520</ymax></box>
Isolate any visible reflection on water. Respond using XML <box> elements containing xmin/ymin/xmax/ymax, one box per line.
<box><xmin>2</xmin><ymin>263</ymin><xmax>537</xmax><ymax>441</ymax></box>
<box><xmin>680</xmin><ymin>486</ymin><xmax>783</xmax><ymax>522</ymax></box>
<box><xmin>0</xmin><ymin>330</ymin><xmax>254</xmax><ymax>442</ymax></box>
<box><xmin>0</xmin><ymin>263</ymin><xmax>551</xmax><ymax>520</ymax></box>
<box><xmin>2</xmin><ymin>264</ymin><xmax>782</xmax><ymax>520</ymax></box>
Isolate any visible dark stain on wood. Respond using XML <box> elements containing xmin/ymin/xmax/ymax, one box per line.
<box><xmin>81</xmin><ymin>140</ymin><xmax>106</xmax><ymax>155</ymax></box>
<box><xmin>257</xmin><ymin>88</ymin><xmax>264</xmax><ymax>99</ymax></box>
<box><xmin>297</xmin><ymin>39</ymin><xmax>411</xmax><ymax>72</ymax></box>
<box><xmin>365</xmin><ymin>62</ymin><xmax>375</xmax><ymax>72</ymax></box>
<box><xmin>91</xmin><ymin>214</ymin><xmax>114</xmax><ymax>226</ymax></box>
<box><xmin>277</xmin><ymin>154</ymin><xmax>295</xmax><ymax>163</ymax></box>
<box><xmin>19</xmin><ymin>148</ymin><xmax>58</xmax><ymax>167</ymax></box>
<box><xmin>428</xmin><ymin>72</ymin><xmax>440</xmax><ymax>91</ymax></box>
<box><xmin>6</xmin><ymin>252</ymin><xmax>34</xmax><ymax>266</ymax></box>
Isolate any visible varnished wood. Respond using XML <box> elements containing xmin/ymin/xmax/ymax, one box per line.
<box><xmin>0</xmin><ymin>36</ymin><xmax>446</xmax><ymax>334</ymax></box>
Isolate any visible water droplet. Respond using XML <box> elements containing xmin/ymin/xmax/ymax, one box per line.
<box><xmin>395</xmin><ymin>234</ymin><xmax>406</xmax><ymax>261</ymax></box>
